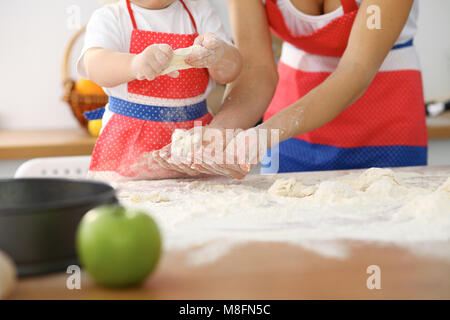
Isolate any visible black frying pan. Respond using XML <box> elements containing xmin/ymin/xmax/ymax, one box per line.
<box><xmin>0</xmin><ymin>178</ymin><xmax>117</xmax><ymax>277</ymax></box>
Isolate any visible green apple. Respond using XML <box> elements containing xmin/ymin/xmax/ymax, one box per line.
<box><xmin>76</xmin><ymin>205</ymin><xmax>161</xmax><ymax>287</ymax></box>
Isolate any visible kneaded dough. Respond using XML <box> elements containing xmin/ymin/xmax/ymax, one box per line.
<box><xmin>268</xmin><ymin>168</ymin><xmax>403</xmax><ymax>200</ymax></box>
<box><xmin>161</xmin><ymin>45</ymin><xmax>203</xmax><ymax>75</ymax></box>
<box><xmin>353</xmin><ymin>168</ymin><xmax>399</xmax><ymax>191</ymax></box>
<box><xmin>268</xmin><ymin>178</ymin><xmax>317</xmax><ymax>198</ymax></box>
<box><xmin>171</xmin><ymin>129</ymin><xmax>202</xmax><ymax>159</ymax></box>
<box><xmin>269</xmin><ymin>178</ymin><xmax>356</xmax><ymax>201</ymax></box>
<box><xmin>365</xmin><ymin>176</ymin><xmax>407</xmax><ymax>198</ymax></box>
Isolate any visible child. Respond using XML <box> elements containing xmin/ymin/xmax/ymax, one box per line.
<box><xmin>78</xmin><ymin>0</ymin><xmax>242</xmax><ymax>181</ymax></box>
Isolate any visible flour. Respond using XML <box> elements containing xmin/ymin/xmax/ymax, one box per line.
<box><xmin>269</xmin><ymin>168</ymin><xmax>403</xmax><ymax>201</ymax></box>
<box><xmin>129</xmin><ymin>190</ymin><xmax>170</xmax><ymax>203</ymax></box>
<box><xmin>268</xmin><ymin>178</ymin><xmax>316</xmax><ymax>198</ymax></box>
<box><xmin>395</xmin><ymin>179</ymin><xmax>450</xmax><ymax>224</ymax></box>
<box><xmin>438</xmin><ymin>177</ymin><xmax>450</xmax><ymax>193</ymax></box>
<box><xmin>395</xmin><ymin>192</ymin><xmax>450</xmax><ymax>223</ymax></box>
<box><xmin>117</xmin><ymin>168</ymin><xmax>450</xmax><ymax>265</ymax></box>
<box><xmin>313</xmin><ymin>180</ymin><xmax>357</xmax><ymax>202</ymax></box>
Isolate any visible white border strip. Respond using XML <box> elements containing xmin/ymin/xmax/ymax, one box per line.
<box><xmin>127</xmin><ymin>92</ymin><xmax>208</xmax><ymax>107</ymax></box>
<box><xmin>126</xmin><ymin>78</ymin><xmax>215</xmax><ymax>107</ymax></box>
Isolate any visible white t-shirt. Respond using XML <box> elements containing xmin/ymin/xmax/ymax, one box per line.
<box><xmin>77</xmin><ymin>0</ymin><xmax>231</xmax><ymax>110</ymax></box>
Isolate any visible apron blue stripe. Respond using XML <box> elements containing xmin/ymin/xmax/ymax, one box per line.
<box><xmin>84</xmin><ymin>107</ymin><xmax>105</xmax><ymax>121</ymax></box>
<box><xmin>261</xmin><ymin>138</ymin><xmax>427</xmax><ymax>174</ymax></box>
<box><xmin>392</xmin><ymin>38</ymin><xmax>413</xmax><ymax>50</ymax></box>
<box><xmin>108</xmin><ymin>96</ymin><xmax>209</xmax><ymax>122</ymax></box>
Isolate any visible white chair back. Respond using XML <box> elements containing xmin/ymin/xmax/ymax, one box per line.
<box><xmin>14</xmin><ymin>156</ymin><xmax>91</xmax><ymax>179</ymax></box>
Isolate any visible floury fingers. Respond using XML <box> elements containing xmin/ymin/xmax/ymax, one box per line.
<box><xmin>164</xmin><ymin>122</ymin><xmax>281</xmax><ymax>177</ymax></box>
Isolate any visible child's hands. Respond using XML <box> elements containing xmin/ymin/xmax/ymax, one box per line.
<box><xmin>131</xmin><ymin>44</ymin><xmax>179</xmax><ymax>81</ymax></box>
<box><xmin>186</xmin><ymin>33</ymin><xmax>225</xmax><ymax>68</ymax></box>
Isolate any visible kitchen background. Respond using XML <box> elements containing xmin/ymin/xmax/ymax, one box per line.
<box><xmin>0</xmin><ymin>0</ymin><xmax>449</xmax><ymax>177</ymax></box>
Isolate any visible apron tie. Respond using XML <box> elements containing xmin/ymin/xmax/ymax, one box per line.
<box><xmin>108</xmin><ymin>96</ymin><xmax>209</xmax><ymax>122</ymax></box>
<box><xmin>126</xmin><ymin>0</ymin><xmax>198</xmax><ymax>33</ymax></box>
<box><xmin>126</xmin><ymin>0</ymin><xmax>138</xmax><ymax>30</ymax></box>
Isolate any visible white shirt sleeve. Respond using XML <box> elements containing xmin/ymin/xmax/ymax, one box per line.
<box><xmin>191</xmin><ymin>0</ymin><xmax>232</xmax><ymax>44</ymax></box>
<box><xmin>77</xmin><ymin>6</ymin><xmax>126</xmax><ymax>78</ymax></box>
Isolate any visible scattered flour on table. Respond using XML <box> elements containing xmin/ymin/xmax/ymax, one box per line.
<box><xmin>116</xmin><ymin>168</ymin><xmax>450</xmax><ymax>265</ymax></box>
<box><xmin>438</xmin><ymin>177</ymin><xmax>450</xmax><ymax>193</ymax></box>
<box><xmin>269</xmin><ymin>168</ymin><xmax>402</xmax><ymax>199</ymax></box>
<box><xmin>129</xmin><ymin>190</ymin><xmax>170</xmax><ymax>203</ymax></box>
<box><xmin>395</xmin><ymin>189</ymin><xmax>450</xmax><ymax>223</ymax></box>
<box><xmin>268</xmin><ymin>178</ymin><xmax>316</xmax><ymax>198</ymax></box>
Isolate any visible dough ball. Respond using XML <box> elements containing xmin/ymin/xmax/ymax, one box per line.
<box><xmin>365</xmin><ymin>176</ymin><xmax>407</xmax><ymax>198</ymax></box>
<box><xmin>355</xmin><ymin>168</ymin><xmax>400</xmax><ymax>191</ymax></box>
<box><xmin>268</xmin><ymin>178</ymin><xmax>316</xmax><ymax>198</ymax></box>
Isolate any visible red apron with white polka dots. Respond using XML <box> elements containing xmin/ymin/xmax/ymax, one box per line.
<box><xmin>89</xmin><ymin>0</ymin><xmax>212</xmax><ymax>180</ymax></box>
<box><xmin>262</xmin><ymin>0</ymin><xmax>427</xmax><ymax>173</ymax></box>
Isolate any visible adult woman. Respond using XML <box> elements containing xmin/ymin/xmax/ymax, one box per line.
<box><xmin>155</xmin><ymin>0</ymin><xmax>426</xmax><ymax>179</ymax></box>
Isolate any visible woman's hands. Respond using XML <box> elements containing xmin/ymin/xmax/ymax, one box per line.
<box><xmin>199</xmin><ymin>127</ymin><xmax>269</xmax><ymax>179</ymax></box>
<box><xmin>152</xmin><ymin>126</ymin><xmax>230</xmax><ymax>178</ymax></box>
<box><xmin>153</xmin><ymin>126</ymin><xmax>270</xmax><ymax>179</ymax></box>
<box><xmin>131</xmin><ymin>44</ymin><xmax>180</xmax><ymax>81</ymax></box>
<box><xmin>152</xmin><ymin>137</ymin><xmax>202</xmax><ymax>177</ymax></box>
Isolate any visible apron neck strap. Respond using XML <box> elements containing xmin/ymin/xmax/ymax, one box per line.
<box><xmin>126</xmin><ymin>0</ymin><xmax>138</xmax><ymax>30</ymax></box>
<box><xmin>179</xmin><ymin>0</ymin><xmax>198</xmax><ymax>33</ymax></box>
<box><xmin>341</xmin><ymin>0</ymin><xmax>358</xmax><ymax>14</ymax></box>
<box><xmin>126</xmin><ymin>0</ymin><xmax>198</xmax><ymax>33</ymax></box>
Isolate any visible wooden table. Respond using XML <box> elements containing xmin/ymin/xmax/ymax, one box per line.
<box><xmin>10</xmin><ymin>240</ymin><xmax>450</xmax><ymax>300</ymax></box>
<box><xmin>0</xmin><ymin>129</ymin><xmax>96</xmax><ymax>160</ymax></box>
<box><xmin>427</xmin><ymin>111</ymin><xmax>450</xmax><ymax>140</ymax></box>
<box><xmin>8</xmin><ymin>166</ymin><xmax>450</xmax><ymax>300</ymax></box>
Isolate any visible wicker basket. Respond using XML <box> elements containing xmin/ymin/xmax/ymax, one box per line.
<box><xmin>61</xmin><ymin>26</ymin><xmax>108</xmax><ymax>129</ymax></box>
